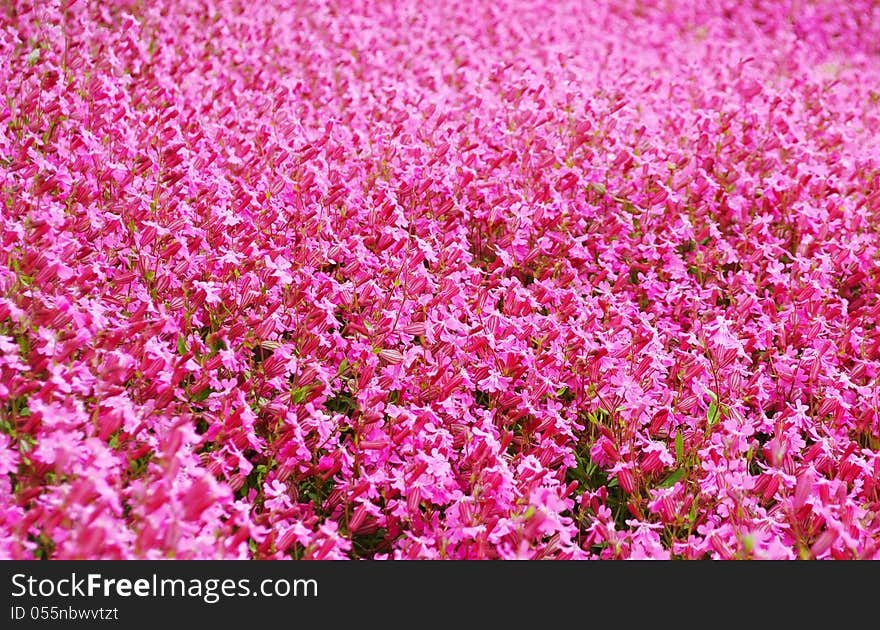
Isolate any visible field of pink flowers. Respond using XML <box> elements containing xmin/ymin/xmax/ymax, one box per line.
<box><xmin>2</xmin><ymin>0</ymin><xmax>879</xmax><ymax>560</ymax></box>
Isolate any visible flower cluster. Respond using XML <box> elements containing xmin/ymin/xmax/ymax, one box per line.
<box><xmin>2</xmin><ymin>0</ymin><xmax>879</xmax><ymax>559</ymax></box>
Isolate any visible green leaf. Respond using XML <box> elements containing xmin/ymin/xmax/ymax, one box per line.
<box><xmin>675</xmin><ymin>429</ymin><xmax>684</xmax><ymax>463</ymax></box>
<box><xmin>707</xmin><ymin>401</ymin><xmax>720</xmax><ymax>426</ymax></box>
<box><xmin>688</xmin><ymin>499</ymin><xmax>699</xmax><ymax>526</ymax></box>
<box><xmin>658</xmin><ymin>468</ymin><xmax>685</xmax><ymax>489</ymax></box>
<box><xmin>291</xmin><ymin>386</ymin><xmax>311</xmax><ymax>404</ymax></box>
<box><xmin>177</xmin><ymin>333</ymin><xmax>187</xmax><ymax>355</ymax></box>
<box><xmin>191</xmin><ymin>387</ymin><xmax>213</xmax><ymax>402</ymax></box>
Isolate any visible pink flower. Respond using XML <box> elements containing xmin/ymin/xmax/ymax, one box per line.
<box><xmin>3</xmin><ymin>0</ymin><xmax>879</xmax><ymax>560</ymax></box>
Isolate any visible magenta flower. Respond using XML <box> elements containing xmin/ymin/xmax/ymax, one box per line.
<box><xmin>1</xmin><ymin>0</ymin><xmax>878</xmax><ymax>560</ymax></box>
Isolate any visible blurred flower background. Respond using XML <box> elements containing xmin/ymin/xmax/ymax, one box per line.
<box><xmin>1</xmin><ymin>0</ymin><xmax>879</xmax><ymax>559</ymax></box>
